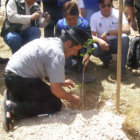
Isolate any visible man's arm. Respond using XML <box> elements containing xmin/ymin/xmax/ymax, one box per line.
<box><xmin>106</xmin><ymin>23</ymin><xmax>130</xmax><ymax>36</ymax></box>
<box><xmin>7</xmin><ymin>0</ymin><xmax>31</xmax><ymax>24</ymax></box>
<box><xmin>7</xmin><ymin>0</ymin><xmax>41</xmax><ymax>24</ymax></box>
<box><xmin>91</xmin><ymin>31</ymin><xmax>109</xmax><ymax>51</ymax></box>
<box><xmin>126</xmin><ymin>6</ymin><xmax>137</xmax><ymax>31</ymax></box>
<box><xmin>50</xmin><ymin>83</ymin><xmax>80</xmax><ymax>107</ymax></box>
<box><xmin>101</xmin><ymin>14</ymin><xmax>130</xmax><ymax>40</ymax></box>
<box><xmin>124</xmin><ymin>0</ymin><xmax>137</xmax><ymax>31</ymax></box>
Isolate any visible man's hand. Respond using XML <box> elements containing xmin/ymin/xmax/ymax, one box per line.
<box><xmin>98</xmin><ymin>38</ymin><xmax>109</xmax><ymax>51</ymax></box>
<box><xmin>50</xmin><ymin>83</ymin><xmax>80</xmax><ymax>108</ymax></box>
<box><xmin>71</xmin><ymin>95</ymin><xmax>81</xmax><ymax>107</ymax></box>
<box><xmin>82</xmin><ymin>54</ymin><xmax>90</xmax><ymax>67</ymax></box>
<box><xmin>62</xmin><ymin>79</ymin><xmax>75</xmax><ymax>88</ymax></box>
<box><xmin>43</xmin><ymin>12</ymin><xmax>50</xmax><ymax>22</ymax></box>
<box><xmin>101</xmin><ymin>32</ymin><xmax>108</xmax><ymax>41</ymax></box>
<box><xmin>31</xmin><ymin>11</ymin><xmax>42</xmax><ymax>20</ymax></box>
<box><xmin>131</xmin><ymin>20</ymin><xmax>138</xmax><ymax>31</ymax></box>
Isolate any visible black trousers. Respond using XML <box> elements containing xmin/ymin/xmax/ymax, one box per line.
<box><xmin>43</xmin><ymin>2</ymin><xmax>63</xmax><ymax>37</ymax></box>
<box><xmin>136</xmin><ymin>11</ymin><xmax>140</xmax><ymax>33</ymax></box>
<box><xmin>4</xmin><ymin>72</ymin><xmax>62</xmax><ymax>120</ymax></box>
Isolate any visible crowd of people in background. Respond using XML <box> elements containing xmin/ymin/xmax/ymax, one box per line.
<box><xmin>0</xmin><ymin>0</ymin><xmax>140</xmax><ymax>132</ymax></box>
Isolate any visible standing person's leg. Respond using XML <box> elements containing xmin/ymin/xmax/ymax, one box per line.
<box><xmin>43</xmin><ymin>2</ymin><xmax>55</xmax><ymax>37</ymax></box>
<box><xmin>136</xmin><ymin>12</ymin><xmax>140</xmax><ymax>33</ymax></box>
<box><xmin>53</xmin><ymin>6</ymin><xmax>63</xmax><ymax>28</ymax></box>
<box><xmin>137</xmin><ymin>18</ymin><xmax>140</xmax><ymax>33</ymax></box>
<box><xmin>20</xmin><ymin>26</ymin><xmax>41</xmax><ymax>45</ymax></box>
<box><xmin>4</xmin><ymin>74</ymin><xmax>62</xmax><ymax>120</ymax></box>
<box><xmin>3</xmin><ymin>32</ymin><xmax>23</xmax><ymax>53</ymax></box>
<box><xmin>43</xmin><ymin>2</ymin><xmax>63</xmax><ymax>37</ymax></box>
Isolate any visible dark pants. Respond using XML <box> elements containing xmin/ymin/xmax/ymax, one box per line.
<box><xmin>136</xmin><ymin>11</ymin><xmax>140</xmax><ymax>33</ymax></box>
<box><xmin>4</xmin><ymin>72</ymin><xmax>62</xmax><ymax>120</ymax></box>
<box><xmin>43</xmin><ymin>2</ymin><xmax>63</xmax><ymax>37</ymax></box>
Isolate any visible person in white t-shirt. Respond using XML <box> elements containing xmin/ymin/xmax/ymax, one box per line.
<box><xmin>90</xmin><ymin>0</ymin><xmax>130</xmax><ymax>80</ymax></box>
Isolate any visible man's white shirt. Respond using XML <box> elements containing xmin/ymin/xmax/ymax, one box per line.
<box><xmin>90</xmin><ymin>8</ymin><xmax>128</xmax><ymax>40</ymax></box>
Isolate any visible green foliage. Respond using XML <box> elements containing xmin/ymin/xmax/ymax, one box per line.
<box><xmin>80</xmin><ymin>38</ymin><xmax>96</xmax><ymax>56</ymax></box>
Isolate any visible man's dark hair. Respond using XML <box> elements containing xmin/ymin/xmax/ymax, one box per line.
<box><xmin>63</xmin><ymin>1</ymin><xmax>79</xmax><ymax>17</ymax></box>
<box><xmin>98</xmin><ymin>0</ymin><xmax>113</xmax><ymax>4</ymax></box>
<box><xmin>60</xmin><ymin>27</ymin><xmax>89</xmax><ymax>47</ymax></box>
<box><xmin>60</xmin><ymin>30</ymin><xmax>79</xmax><ymax>46</ymax></box>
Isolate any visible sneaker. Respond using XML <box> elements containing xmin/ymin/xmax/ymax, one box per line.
<box><xmin>0</xmin><ymin>57</ymin><xmax>9</xmax><ymax>64</ymax></box>
<box><xmin>1</xmin><ymin>99</ymin><xmax>15</xmax><ymax>131</ymax></box>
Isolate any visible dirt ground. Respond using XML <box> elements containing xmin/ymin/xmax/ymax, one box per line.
<box><xmin>0</xmin><ymin>0</ymin><xmax>140</xmax><ymax>139</ymax></box>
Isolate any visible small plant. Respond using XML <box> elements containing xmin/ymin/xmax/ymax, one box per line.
<box><xmin>80</xmin><ymin>38</ymin><xmax>96</xmax><ymax>57</ymax></box>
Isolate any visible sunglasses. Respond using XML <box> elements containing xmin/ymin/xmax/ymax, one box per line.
<box><xmin>102</xmin><ymin>3</ymin><xmax>112</xmax><ymax>8</ymax></box>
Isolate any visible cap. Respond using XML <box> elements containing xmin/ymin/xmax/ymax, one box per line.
<box><xmin>66</xmin><ymin>26</ymin><xmax>89</xmax><ymax>45</ymax></box>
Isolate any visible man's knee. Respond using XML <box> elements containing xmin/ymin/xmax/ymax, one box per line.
<box><xmin>122</xmin><ymin>34</ymin><xmax>129</xmax><ymax>43</ymax></box>
<box><xmin>29</xmin><ymin>26</ymin><xmax>41</xmax><ymax>38</ymax></box>
<box><xmin>4</xmin><ymin>32</ymin><xmax>22</xmax><ymax>53</ymax></box>
<box><xmin>122</xmin><ymin>34</ymin><xmax>130</xmax><ymax>50</ymax></box>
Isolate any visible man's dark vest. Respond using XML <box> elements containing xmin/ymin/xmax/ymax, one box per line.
<box><xmin>1</xmin><ymin>0</ymin><xmax>40</xmax><ymax>37</ymax></box>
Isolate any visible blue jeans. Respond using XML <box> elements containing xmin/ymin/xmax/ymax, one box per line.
<box><xmin>85</xmin><ymin>8</ymin><xmax>99</xmax><ymax>23</ymax></box>
<box><xmin>4</xmin><ymin>26</ymin><xmax>41</xmax><ymax>54</ymax></box>
<box><xmin>92</xmin><ymin>34</ymin><xmax>129</xmax><ymax>74</ymax></box>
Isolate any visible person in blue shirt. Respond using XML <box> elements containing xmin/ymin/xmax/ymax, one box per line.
<box><xmin>78</xmin><ymin>0</ymin><xmax>99</xmax><ymax>23</ymax></box>
<box><xmin>56</xmin><ymin>1</ymin><xmax>94</xmax><ymax>73</ymax></box>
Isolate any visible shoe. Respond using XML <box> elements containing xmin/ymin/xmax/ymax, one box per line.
<box><xmin>0</xmin><ymin>57</ymin><xmax>9</xmax><ymax>64</ymax></box>
<box><xmin>1</xmin><ymin>99</ymin><xmax>15</xmax><ymax>131</ymax></box>
<box><xmin>101</xmin><ymin>63</ymin><xmax>110</xmax><ymax>69</ymax></box>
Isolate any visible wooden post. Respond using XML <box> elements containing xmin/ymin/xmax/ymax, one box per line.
<box><xmin>81</xmin><ymin>66</ymin><xmax>85</xmax><ymax>109</ymax></box>
<box><xmin>116</xmin><ymin>0</ymin><xmax>123</xmax><ymax>111</ymax></box>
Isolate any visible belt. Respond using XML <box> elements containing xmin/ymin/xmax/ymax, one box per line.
<box><xmin>4</xmin><ymin>71</ymin><xmax>21</xmax><ymax>78</ymax></box>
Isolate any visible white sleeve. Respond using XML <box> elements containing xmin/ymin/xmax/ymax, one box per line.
<box><xmin>90</xmin><ymin>14</ymin><xmax>97</xmax><ymax>32</ymax></box>
<box><xmin>7</xmin><ymin>0</ymin><xmax>31</xmax><ymax>24</ymax></box>
<box><xmin>78</xmin><ymin>0</ymin><xmax>85</xmax><ymax>8</ymax></box>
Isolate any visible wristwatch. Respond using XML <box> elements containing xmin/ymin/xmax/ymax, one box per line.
<box><xmin>106</xmin><ymin>32</ymin><xmax>110</xmax><ymax>36</ymax></box>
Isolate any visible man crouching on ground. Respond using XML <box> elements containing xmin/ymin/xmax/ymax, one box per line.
<box><xmin>2</xmin><ymin>26</ymin><xmax>89</xmax><ymax>131</ymax></box>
